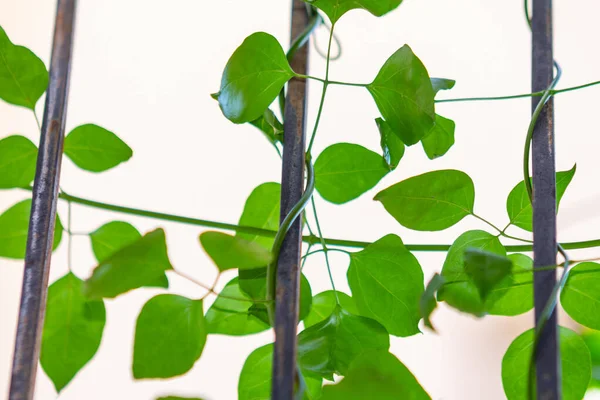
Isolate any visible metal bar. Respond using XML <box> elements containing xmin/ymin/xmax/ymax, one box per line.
<box><xmin>531</xmin><ymin>0</ymin><xmax>560</xmax><ymax>398</ymax></box>
<box><xmin>9</xmin><ymin>1</ymin><xmax>77</xmax><ymax>399</ymax></box>
<box><xmin>271</xmin><ymin>1</ymin><xmax>310</xmax><ymax>399</ymax></box>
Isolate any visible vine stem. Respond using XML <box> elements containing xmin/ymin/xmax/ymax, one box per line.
<box><xmin>310</xmin><ymin>197</ymin><xmax>339</xmax><ymax>303</ymax></box>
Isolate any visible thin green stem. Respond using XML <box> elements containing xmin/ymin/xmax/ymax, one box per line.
<box><xmin>311</xmin><ymin>197</ymin><xmax>339</xmax><ymax>303</ymax></box>
<box><xmin>302</xmin><ymin>248</ymin><xmax>351</xmax><ymax>259</ymax></box>
<box><xmin>173</xmin><ymin>269</ymin><xmax>269</xmax><ymax>303</ymax></box>
<box><xmin>471</xmin><ymin>212</ymin><xmax>532</xmax><ymax>243</ymax></box>
<box><xmin>67</xmin><ymin>199</ymin><xmax>73</xmax><ymax>272</ymax></box>
<box><xmin>295</xmin><ymin>74</ymin><xmax>368</xmax><ymax>88</ymax></box>
<box><xmin>33</xmin><ymin>110</ymin><xmax>41</xmax><ymax>131</ymax></box>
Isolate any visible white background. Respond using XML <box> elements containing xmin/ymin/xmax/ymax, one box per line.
<box><xmin>2</xmin><ymin>0</ymin><xmax>600</xmax><ymax>399</ymax></box>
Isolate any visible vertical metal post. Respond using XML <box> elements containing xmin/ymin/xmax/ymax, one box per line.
<box><xmin>531</xmin><ymin>0</ymin><xmax>560</xmax><ymax>398</ymax></box>
<box><xmin>271</xmin><ymin>1</ymin><xmax>309</xmax><ymax>399</ymax></box>
<box><xmin>9</xmin><ymin>1</ymin><xmax>77</xmax><ymax>399</ymax></box>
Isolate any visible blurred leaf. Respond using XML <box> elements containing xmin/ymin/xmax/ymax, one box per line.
<box><xmin>561</xmin><ymin>262</ymin><xmax>600</xmax><ymax>330</ymax></box>
<box><xmin>250</xmin><ymin>108</ymin><xmax>283</xmax><ymax>144</ymax></box>
<box><xmin>0</xmin><ymin>135</ymin><xmax>37</xmax><ymax>188</ymax></box>
<box><xmin>421</xmin><ymin>114</ymin><xmax>455</xmax><ymax>160</ymax></box>
<box><xmin>430</xmin><ymin>78</ymin><xmax>455</xmax><ymax>95</ymax></box>
<box><xmin>420</xmin><ymin>273</ymin><xmax>445</xmax><ymax>332</ymax></box>
<box><xmin>237</xmin><ymin>182</ymin><xmax>280</xmax><ymax>250</ymax></box>
<box><xmin>306</xmin><ymin>0</ymin><xmax>402</xmax><ymax>24</ymax></box>
<box><xmin>376</xmin><ymin>118</ymin><xmax>405</xmax><ymax>170</ymax></box>
<box><xmin>464</xmin><ymin>248</ymin><xmax>512</xmax><ymax>301</ymax></box>
<box><xmin>304</xmin><ymin>290</ymin><xmax>359</xmax><ymax>329</ymax></box>
<box><xmin>200</xmin><ymin>231</ymin><xmax>273</xmax><ymax>272</ymax></box>
<box><xmin>64</xmin><ymin>124</ymin><xmax>132</xmax><ymax>172</ymax></box>
<box><xmin>486</xmin><ymin>254</ymin><xmax>533</xmax><ymax>316</ymax></box>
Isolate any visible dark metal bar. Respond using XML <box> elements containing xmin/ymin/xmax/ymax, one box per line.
<box><xmin>531</xmin><ymin>0</ymin><xmax>560</xmax><ymax>398</ymax></box>
<box><xmin>9</xmin><ymin>1</ymin><xmax>77</xmax><ymax>399</ymax></box>
<box><xmin>271</xmin><ymin>1</ymin><xmax>310</xmax><ymax>399</ymax></box>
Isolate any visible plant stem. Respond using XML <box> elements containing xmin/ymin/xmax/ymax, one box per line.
<box><xmin>310</xmin><ymin>197</ymin><xmax>339</xmax><ymax>303</ymax></box>
<box><xmin>471</xmin><ymin>212</ymin><xmax>532</xmax><ymax>243</ymax></box>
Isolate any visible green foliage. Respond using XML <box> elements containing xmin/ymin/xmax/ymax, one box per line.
<box><xmin>421</xmin><ymin>115</ymin><xmax>455</xmax><ymax>160</ymax></box>
<box><xmin>85</xmin><ymin>229</ymin><xmax>172</xmax><ymax>299</ymax></box>
<box><xmin>215</xmin><ymin>32</ymin><xmax>294</xmax><ymax>124</ymax></box>
<box><xmin>250</xmin><ymin>108</ymin><xmax>284</xmax><ymax>145</ymax></box>
<box><xmin>205</xmin><ymin>277</ymin><xmax>270</xmax><ymax>336</ymax></box>
<box><xmin>430</xmin><ymin>78</ymin><xmax>456</xmax><ymax>95</ymax></box>
<box><xmin>463</xmin><ymin>248</ymin><xmax>512</xmax><ymax>301</ymax></box>
<box><xmin>133</xmin><ymin>295</ymin><xmax>206</xmax><ymax>379</ymax></box>
<box><xmin>0</xmin><ymin>199</ymin><xmax>62</xmax><ymax>259</ymax></box>
<box><xmin>506</xmin><ymin>165</ymin><xmax>576</xmax><ymax>232</ymax></box>
<box><xmin>40</xmin><ymin>273</ymin><xmax>105</xmax><ymax>392</ymax></box>
<box><xmin>200</xmin><ymin>231</ymin><xmax>273</xmax><ymax>272</ymax></box>
<box><xmin>0</xmin><ymin>25</ymin><xmax>48</xmax><ymax>109</ymax></box>
<box><xmin>304</xmin><ymin>290</ymin><xmax>358</xmax><ymax>328</ymax></box>
<box><xmin>319</xmin><ymin>351</ymin><xmax>430</xmax><ymax>400</ymax></box>
<box><xmin>238</xmin><ymin>344</ymin><xmax>322</xmax><ymax>400</ymax></box>
<box><xmin>486</xmin><ymin>254</ymin><xmax>533</xmax><ymax>316</ymax></box>
<box><xmin>561</xmin><ymin>262</ymin><xmax>600</xmax><ymax>330</ymax></box>
<box><xmin>347</xmin><ymin>235</ymin><xmax>424</xmax><ymax>337</ymax></box>
<box><xmin>314</xmin><ymin>143</ymin><xmax>389</xmax><ymax>204</ymax></box>
<box><xmin>438</xmin><ymin>230</ymin><xmax>506</xmax><ymax>316</ymax></box>
<box><xmin>63</xmin><ymin>124</ymin><xmax>133</xmax><ymax>172</ymax></box>
<box><xmin>367</xmin><ymin>45</ymin><xmax>435</xmax><ymax>145</ymax></box>
<box><xmin>305</xmin><ymin>0</ymin><xmax>402</xmax><ymax>24</ymax></box>
<box><xmin>502</xmin><ymin>327</ymin><xmax>591</xmax><ymax>400</ymax></box>
<box><xmin>581</xmin><ymin>330</ymin><xmax>600</xmax><ymax>387</ymax></box>
<box><xmin>420</xmin><ymin>273</ymin><xmax>445</xmax><ymax>331</ymax></box>
<box><xmin>0</xmin><ymin>135</ymin><xmax>37</xmax><ymax>188</ymax></box>
<box><xmin>237</xmin><ymin>182</ymin><xmax>280</xmax><ymax>250</ymax></box>
<box><xmin>298</xmin><ymin>305</ymin><xmax>389</xmax><ymax>380</ymax></box>
<box><xmin>375</xmin><ymin>170</ymin><xmax>475</xmax><ymax>231</ymax></box>
<box><xmin>376</xmin><ymin>118</ymin><xmax>405</xmax><ymax>170</ymax></box>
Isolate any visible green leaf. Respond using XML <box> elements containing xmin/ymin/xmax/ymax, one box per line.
<box><xmin>0</xmin><ymin>26</ymin><xmax>48</xmax><ymax>109</ymax></box>
<box><xmin>421</xmin><ymin>114</ymin><xmax>455</xmax><ymax>160</ymax></box>
<box><xmin>420</xmin><ymin>273</ymin><xmax>446</xmax><ymax>332</ymax></box>
<box><xmin>506</xmin><ymin>165</ymin><xmax>576</xmax><ymax>232</ymax></box>
<box><xmin>305</xmin><ymin>0</ymin><xmax>402</xmax><ymax>24</ymax></box>
<box><xmin>64</xmin><ymin>124</ymin><xmax>133</xmax><ymax>172</ymax></box>
<box><xmin>40</xmin><ymin>273</ymin><xmax>105</xmax><ymax>392</ymax></box>
<box><xmin>0</xmin><ymin>135</ymin><xmax>37</xmax><ymax>188</ymax></box>
<box><xmin>200</xmin><ymin>231</ymin><xmax>273</xmax><ymax>272</ymax></box>
<box><xmin>348</xmin><ymin>234</ymin><xmax>424</xmax><ymax>337</ymax></box>
<box><xmin>438</xmin><ymin>230</ymin><xmax>505</xmax><ymax>316</ymax></box>
<box><xmin>486</xmin><ymin>254</ymin><xmax>533</xmax><ymax>316</ymax></box>
<box><xmin>133</xmin><ymin>294</ymin><xmax>206</xmax><ymax>379</ymax></box>
<box><xmin>464</xmin><ymin>248</ymin><xmax>512</xmax><ymax>301</ymax></box>
<box><xmin>375</xmin><ymin>170</ymin><xmax>475</xmax><ymax>231</ymax></box>
<box><xmin>561</xmin><ymin>262</ymin><xmax>600</xmax><ymax>330</ymax></box>
<box><xmin>376</xmin><ymin>118</ymin><xmax>405</xmax><ymax>170</ymax></box>
<box><xmin>314</xmin><ymin>143</ymin><xmax>389</xmax><ymax>204</ymax></box>
<box><xmin>367</xmin><ymin>45</ymin><xmax>435</xmax><ymax>145</ymax></box>
<box><xmin>237</xmin><ymin>182</ymin><xmax>280</xmax><ymax>250</ymax></box>
<box><xmin>216</xmin><ymin>32</ymin><xmax>294</xmax><ymax>124</ymax></box>
<box><xmin>501</xmin><ymin>326</ymin><xmax>591</xmax><ymax>400</ymax></box>
<box><xmin>319</xmin><ymin>350</ymin><xmax>431</xmax><ymax>400</ymax></box>
<box><xmin>582</xmin><ymin>330</ymin><xmax>600</xmax><ymax>387</ymax></box>
<box><xmin>238</xmin><ymin>344</ymin><xmax>322</xmax><ymax>400</ymax></box>
<box><xmin>250</xmin><ymin>108</ymin><xmax>284</xmax><ymax>145</ymax></box>
<box><xmin>430</xmin><ymin>78</ymin><xmax>456</xmax><ymax>95</ymax></box>
<box><xmin>205</xmin><ymin>277</ymin><xmax>270</xmax><ymax>336</ymax></box>
<box><xmin>84</xmin><ymin>229</ymin><xmax>172</xmax><ymax>299</ymax></box>
<box><xmin>0</xmin><ymin>199</ymin><xmax>62</xmax><ymax>259</ymax></box>
<box><xmin>298</xmin><ymin>306</ymin><xmax>389</xmax><ymax>380</ymax></box>
<box><xmin>304</xmin><ymin>290</ymin><xmax>359</xmax><ymax>329</ymax></box>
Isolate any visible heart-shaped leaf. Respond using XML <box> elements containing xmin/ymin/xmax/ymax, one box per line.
<box><xmin>561</xmin><ymin>262</ymin><xmax>600</xmax><ymax>330</ymax></box>
<box><xmin>200</xmin><ymin>231</ymin><xmax>273</xmax><ymax>272</ymax></box>
<box><xmin>304</xmin><ymin>290</ymin><xmax>359</xmax><ymax>329</ymax></box>
<box><xmin>64</xmin><ymin>124</ymin><xmax>133</xmax><ymax>172</ymax></box>
<box><xmin>0</xmin><ymin>135</ymin><xmax>38</xmax><ymax>188</ymax></box>
<box><xmin>237</xmin><ymin>182</ymin><xmax>281</xmax><ymax>250</ymax></box>
<box><xmin>305</xmin><ymin>0</ymin><xmax>403</xmax><ymax>24</ymax></box>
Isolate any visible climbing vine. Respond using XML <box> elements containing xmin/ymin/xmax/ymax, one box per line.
<box><xmin>2</xmin><ymin>1</ymin><xmax>600</xmax><ymax>399</ymax></box>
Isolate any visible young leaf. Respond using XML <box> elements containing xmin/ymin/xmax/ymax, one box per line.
<box><xmin>199</xmin><ymin>231</ymin><xmax>273</xmax><ymax>272</ymax></box>
<box><xmin>237</xmin><ymin>182</ymin><xmax>280</xmax><ymax>250</ymax></box>
<box><xmin>250</xmin><ymin>108</ymin><xmax>284</xmax><ymax>145</ymax></box>
<box><xmin>40</xmin><ymin>273</ymin><xmax>105</xmax><ymax>392</ymax></box>
<box><xmin>438</xmin><ymin>230</ymin><xmax>505</xmax><ymax>316</ymax></box>
<box><xmin>430</xmin><ymin>78</ymin><xmax>456</xmax><ymax>96</ymax></box>
<box><xmin>0</xmin><ymin>199</ymin><xmax>62</xmax><ymax>259</ymax></box>
<box><xmin>298</xmin><ymin>306</ymin><xmax>390</xmax><ymax>380</ymax></box>
<box><xmin>314</xmin><ymin>143</ymin><xmax>389</xmax><ymax>204</ymax></box>
<box><xmin>84</xmin><ymin>229</ymin><xmax>172</xmax><ymax>299</ymax></box>
<box><xmin>319</xmin><ymin>350</ymin><xmax>431</xmax><ymax>400</ymax></box>
<box><xmin>486</xmin><ymin>254</ymin><xmax>533</xmax><ymax>316</ymax></box>
<box><xmin>421</xmin><ymin>114</ymin><xmax>455</xmax><ymax>160</ymax></box>
<box><xmin>506</xmin><ymin>165</ymin><xmax>576</xmax><ymax>232</ymax></box>
<box><xmin>420</xmin><ymin>273</ymin><xmax>446</xmax><ymax>332</ymax></box>
<box><xmin>367</xmin><ymin>45</ymin><xmax>435</xmax><ymax>145</ymax></box>
<box><xmin>304</xmin><ymin>290</ymin><xmax>359</xmax><ymax>329</ymax></box>
<box><xmin>561</xmin><ymin>262</ymin><xmax>600</xmax><ymax>330</ymax></box>
<box><xmin>215</xmin><ymin>32</ymin><xmax>294</xmax><ymax>124</ymax></box>
<box><xmin>347</xmin><ymin>235</ymin><xmax>424</xmax><ymax>337</ymax></box>
<box><xmin>0</xmin><ymin>135</ymin><xmax>37</xmax><ymax>188</ymax></box>
<box><xmin>133</xmin><ymin>295</ymin><xmax>206</xmax><ymax>379</ymax></box>
<box><xmin>64</xmin><ymin>124</ymin><xmax>133</xmax><ymax>172</ymax></box>
<box><xmin>306</xmin><ymin>0</ymin><xmax>402</xmax><ymax>24</ymax></box>
<box><xmin>374</xmin><ymin>170</ymin><xmax>475</xmax><ymax>231</ymax></box>
<box><xmin>463</xmin><ymin>248</ymin><xmax>512</xmax><ymax>301</ymax></box>
<box><xmin>205</xmin><ymin>277</ymin><xmax>270</xmax><ymax>336</ymax></box>
<box><xmin>502</xmin><ymin>327</ymin><xmax>591</xmax><ymax>400</ymax></box>
<box><xmin>376</xmin><ymin>118</ymin><xmax>405</xmax><ymax>170</ymax></box>
<box><xmin>0</xmin><ymin>25</ymin><xmax>48</xmax><ymax>109</ymax></box>
<box><xmin>238</xmin><ymin>344</ymin><xmax>322</xmax><ymax>400</ymax></box>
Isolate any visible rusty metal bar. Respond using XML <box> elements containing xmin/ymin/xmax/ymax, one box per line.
<box><xmin>9</xmin><ymin>1</ymin><xmax>77</xmax><ymax>399</ymax></box>
<box><xmin>271</xmin><ymin>1</ymin><xmax>310</xmax><ymax>399</ymax></box>
<box><xmin>531</xmin><ymin>0</ymin><xmax>560</xmax><ymax>398</ymax></box>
